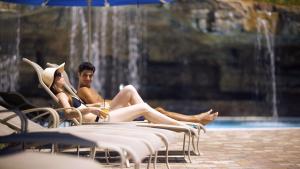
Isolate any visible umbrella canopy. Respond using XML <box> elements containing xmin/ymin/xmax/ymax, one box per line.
<box><xmin>0</xmin><ymin>0</ymin><xmax>171</xmax><ymax>6</ymax></box>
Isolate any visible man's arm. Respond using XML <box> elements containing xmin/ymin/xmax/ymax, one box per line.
<box><xmin>77</xmin><ymin>87</ymin><xmax>103</xmax><ymax>104</ymax></box>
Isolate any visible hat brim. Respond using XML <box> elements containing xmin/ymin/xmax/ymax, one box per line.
<box><xmin>55</xmin><ymin>63</ymin><xmax>65</xmax><ymax>73</ymax></box>
<box><xmin>42</xmin><ymin>62</ymin><xmax>66</xmax><ymax>88</ymax></box>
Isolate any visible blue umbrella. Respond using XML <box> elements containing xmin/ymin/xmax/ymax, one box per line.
<box><xmin>0</xmin><ymin>0</ymin><xmax>171</xmax><ymax>6</ymax></box>
<box><xmin>0</xmin><ymin>0</ymin><xmax>172</xmax><ymax>60</ymax></box>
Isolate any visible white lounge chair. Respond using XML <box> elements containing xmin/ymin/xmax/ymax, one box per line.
<box><xmin>0</xmin><ymin>106</ymin><xmax>173</xmax><ymax>169</ymax></box>
<box><xmin>0</xmin><ymin>151</ymin><xmax>105</xmax><ymax>169</ymax></box>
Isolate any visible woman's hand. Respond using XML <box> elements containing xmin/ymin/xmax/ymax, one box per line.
<box><xmin>89</xmin><ymin>107</ymin><xmax>109</xmax><ymax>118</ymax></box>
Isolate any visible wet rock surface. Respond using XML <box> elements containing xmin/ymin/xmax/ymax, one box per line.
<box><xmin>0</xmin><ymin>0</ymin><xmax>300</xmax><ymax>116</ymax></box>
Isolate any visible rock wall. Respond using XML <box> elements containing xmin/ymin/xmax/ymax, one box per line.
<box><xmin>0</xmin><ymin>1</ymin><xmax>300</xmax><ymax>116</ymax></box>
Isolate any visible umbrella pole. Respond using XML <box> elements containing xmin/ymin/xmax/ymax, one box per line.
<box><xmin>87</xmin><ymin>0</ymin><xmax>92</xmax><ymax>62</ymax></box>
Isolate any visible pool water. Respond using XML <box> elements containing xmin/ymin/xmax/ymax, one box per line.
<box><xmin>206</xmin><ymin>118</ymin><xmax>300</xmax><ymax>129</ymax></box>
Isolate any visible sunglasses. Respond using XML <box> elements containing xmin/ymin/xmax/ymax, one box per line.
<box><xmin>54</xmin><ymin>72</ymin><xmax>63</xmax><ymax>78</ymax></box>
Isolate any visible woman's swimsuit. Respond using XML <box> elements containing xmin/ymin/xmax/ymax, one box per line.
<box><xmin>71</xmin><ymin>96</ymin><xmax>100</xmax><ymax>122</ymax></box>
<box><xmin>72</xmin><ymin>96</ymin><xmax>85</xmax><ymax>108</ymax></box>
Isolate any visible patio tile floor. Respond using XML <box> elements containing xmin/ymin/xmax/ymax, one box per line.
<box><xmin>120</xmin><ymin>128</ymin><xmax>300</xmax><ymax>169</ymax></box>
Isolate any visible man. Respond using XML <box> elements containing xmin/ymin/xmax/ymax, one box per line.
<box><xmin>77</xmin><ymin>62</ymin><xmax>218</xmax><ymax>125</ymax></box>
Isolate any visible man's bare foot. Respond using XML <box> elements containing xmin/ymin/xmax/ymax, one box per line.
<box><xmin>194</xmin><ymin>111</ymin><xmax>218</xmax><ymax>125</ymax></box>
<box><xmin>156</xmin><ymin>107</ymin><xmax>218</xmax><ymax>124</ymax></box>
<box><xmin>155</xmin><ymin>107</ymin><xmax>167</xmax><ymax>114</ymax></box>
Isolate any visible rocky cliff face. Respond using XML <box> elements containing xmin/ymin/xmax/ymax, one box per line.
<box><xmin>0</xmin><ymin>0</ymin><xmax>299</xmax><ymax>116</ymax></box>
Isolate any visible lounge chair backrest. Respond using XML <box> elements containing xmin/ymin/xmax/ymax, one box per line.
<box><xmin>0</xmin><ymin>123</ymin><xmax>15</xmax><ymax>136</ymax></box>
<box><xmin>0</xmin><ymin>91</ymin><xmax>36</xmax><ymax>110</ymax></box>
<box><xmin>0</xmin><ymin>106</ymin><xmax>46</xmax><ymax>135</ymax></box>
<box><xmin>22</xmin><ymin>58</ymin><xmax>59</xmax><ymax>103</ymax></box>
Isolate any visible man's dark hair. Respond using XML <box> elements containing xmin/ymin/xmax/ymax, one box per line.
<box><xmin>78</xmin><ymin>62</ymin><xmax>95</xmax><ymax>73</ymax></box>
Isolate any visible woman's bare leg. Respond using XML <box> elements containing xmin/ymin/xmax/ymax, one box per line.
<box><xmin>109</xmin><ymin>103</ymin><xmax>183</xmax><ymax>125</ymax></box>
<box><xmin>108</xmin><ymin>103</ymin><xmax>198</xmax><ymax>134</ymax></box>
<box><xmin>155</xmin><ymin>107</ymin><xmax>218</xmax><ymax>124</ymax></box>
<box><xmin>108</xmin><ymin>85</ymin><xmax>217</xmax><ymax>125</ymax></box>
<box><xmin>109</xmin><ymin>85</ymin><xmax>144</xmax><ymax>110</ymax></box>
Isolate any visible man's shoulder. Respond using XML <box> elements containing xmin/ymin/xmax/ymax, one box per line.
<box><xmin>78</xmin><ymin>87</ymin><xmax>97</xmax><ymax>95</ymax></box>
<box><xmin>78</xmin><ymin>86</ymin><xmax>91</xmax><ymax>91</ymax></box>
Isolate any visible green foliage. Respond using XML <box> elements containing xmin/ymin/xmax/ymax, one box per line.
<box><xmin>254</xmin><ymin>0</ymin><xmax>300</xmax><ymax>6</ymax></box>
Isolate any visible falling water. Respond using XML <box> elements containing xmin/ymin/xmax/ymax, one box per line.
<box><xmin>69</xmin><ymin>8</ymin><xmax>89</xmax><ymax>86</ymax></box>
<box><xmin>69</xmin><ymin>7</ymin><xmax>144</xmax><ymax>96</ymax></box>
<box><xmin>111</xmin><ymin>7</ymin><xmax>127</xmax><ymax>93</ymax></box>
<box><xmin>97</xmin><ymin>8</ymin><xmax>109</xmax><ymax>96</ymax></box>
<box><xmin>100</xmin><ymin>9</ymin><xmax>108</xmax><ymax>59</ymax></box>
<box><xmin>0</xmin><ymin>12</ymin><xmax>20</xmax><ymax>92</ymax></box>
<box><xmin>91</xmin><ymin>9</ymin><xmax>101</xmax><ymax>92</ymax></box>
<box><xmin>256</xmin><ymin>17</ymin><xmax>278</xmax><ymax>118</ymax></box>
<box><xmin>69</xmin><ymin>7</ymin><xmax>79</xmax><ymax>86</ymax></box>
<box><xmin>79</xmin><ymin>8</ymin><xmax>89</xmax><ymax>61</ymax></box>
<box><xmin>128</xmin><ymin>10</ymin><xmax>141</xmax><ymax>90</ymax></box>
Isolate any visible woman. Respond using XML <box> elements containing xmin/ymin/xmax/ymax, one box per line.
<box><xmin>42</xmin><ymin>63</ymin><xmax>199</xmax><ymax>133</ymax></box>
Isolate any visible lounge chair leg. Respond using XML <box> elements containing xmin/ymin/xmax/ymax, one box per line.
<box><xmin>51</xmin><ymin>144</ymin><xmax>58</xmax><ymax>154</ymax></box>
<box><xmin>51</xmin><ymin>144</ymin><xmax>54</xmax><ymax>154</ymax></box>
<box><xmin>196</xmin><ymin>126</ymin><xmax>202</xmax><ymax>156</ymax></box>
<box><xmin>192</xmin><ymin>135</ymin><xmax>199</xmax><ymax>156</ymax></box>
<box><xmin>126</xmin><ymin>160</ymin><xmax>131</xmax><ymax>168</ymax></box>
<box><xmin>123</xmin><ymin>150</ymin><xmax>130</xmax><ymax>168</ymax></box>
<box><xmin>134</xmin><ymin>163</ymin><xmax>140</xmax><ymax>169</ymax></box>
<box><xmin>90</xmin><ymin>146</ymin><xmax>96</xmax><ymax>160</ymax></box>
<box><xmin>182</xmin><ymin>133</ymin><xmax>186</xmax><ymax>159</ymax></box>
<box><xmin>187</xmin><ymin>131</ymin><xmax>192</xmax><ymax>163</ymax></box>
<box><xmin>196</xmin><ymin>134</ymin><xmax>201</xmax><ymax>156</ymax></box>
<box><xmin>154</xmin><ymin>151</ymin><xmax>158</xmax><ymax>169</ymax></box>
<box><xmin>165</xmin><ymin>146</ymin><xmax>171</xmax><ymax>169</ymax></box>
<box><xmin>147</xmin><ymin>154</ymin><xmax>152</xmax><ymax>169</ymax></box>
<box><xmin>105</xmin><ymin>149</ymin><xmax>110</xmax><ymax>164</ymax></box>
<box><xmin>191</xmin><ymin>136</ymin><xmax>196</xmax><ymax>154</ymax></box>
<box><xmin>76</xmin><ymin>145</ymin><xmax>80</xmax><ymax>157</ymax></box>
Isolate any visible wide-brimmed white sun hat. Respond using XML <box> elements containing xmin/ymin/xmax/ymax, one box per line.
<box><xmin>42</xmin><ymin>63</ymin><xmax>65</xmax><ymax>88</ymax></box>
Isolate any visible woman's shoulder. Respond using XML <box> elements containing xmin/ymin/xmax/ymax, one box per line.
<box><xmin>56</xmin><ymin>91</ymin><xmax>68</xmax><ymax>99</ymax></box>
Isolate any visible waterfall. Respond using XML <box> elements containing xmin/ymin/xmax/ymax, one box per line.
<box><xmin>111</xmin><ymin>7</ymin><xmax>119</xmax><ymax>94</ymax></box>
<box><xmin>69</xmin><ymin>7</ymin><xmax>79</xmax><ymax>86</ymax></box>
<box><xmin>69</xmin><ymin>7</ymin><xmax>144</xmax><ymax>97</ymax></box>
<box><xmin>256</xmin><ymin>17</ymin><xmax>278</xmax><ymax>118</ymax></box>
<box><xmin>91</xmin><ymin>9</ymin><xmax>101</xmax><ymax>92</ymax></box>
<box><xmin>79</xmin><ymin>8</ymin><xmax>89</xmax><ymax>61</ymax></box>
<box><xmin>112</xmin><ymin>7</ymin><xmax>127</xmax><ymax>94</ymax></box>
<box><xmin>69</xmin><ymin>8</ymin><xmax>89</xmax><ymax>86</ymax></box>
<box><xmin>0</xmin><ymin>12</ymin><xmax>20</xmax><ymax>92</ymax></box>
<box><xmin>98</xmin><ymin>8</ymin><xmax>108</xmax><ymax>96</ymax></box>
<box><xmin>128</xmin><ymin>10</ymin><xmax>141</xmax><ymax>90</ymax></box>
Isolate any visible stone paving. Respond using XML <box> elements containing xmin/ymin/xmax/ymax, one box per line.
<box><xmin>114</xmin><ymin>128</ymin><xmax>300</xmax><ymax>169</ymax></box>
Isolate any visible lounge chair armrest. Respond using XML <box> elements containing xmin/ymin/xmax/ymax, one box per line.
<box><xmin>23</xmin><ymin>107</ymin><xmax>60</xmax><ymax>128</ymax></box>
<box><xmin>196</xmin><ymin>123</ymin><xmax>206</xmax><ymax>133</ymax></box>
<box><xmin>136</xmin><ymin>123</ymin><xmax>192</xmax><ymax>134</ymax></box>
<box><xmin>181</xmin><ymin>121</ymin><xmax>207</xmax><ymax>133</ymax></box>
<box><xmin>85</xmin><ymin>103</ymin><xmax>102</xmax><ymax>107</ymax></box>
<box><xmin>55</xmin><ymin>107</ymin><xmax>82</xmax><ymax>125</ymax></box>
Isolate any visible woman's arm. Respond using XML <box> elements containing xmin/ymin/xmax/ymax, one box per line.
<box><xmin>57</xmin><ymin>92</ymin><xmax>105</xmax><ymax>117</ymax></box>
